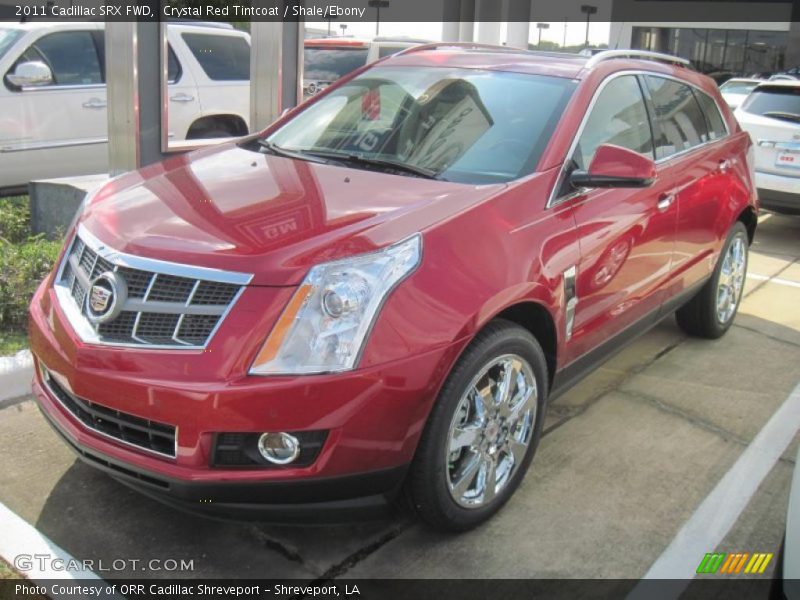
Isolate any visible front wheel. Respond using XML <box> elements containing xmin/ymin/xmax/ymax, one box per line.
<box><xmin>676</xmin><ymin>221</ymin><xmax>749</xmax><ymax>339</ymax></box>
<box><xmin>406</xmin><ymin>320</ymin><xmax>548</xmax><ymax>531</ymax></box>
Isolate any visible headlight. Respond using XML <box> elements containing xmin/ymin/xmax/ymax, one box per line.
<box><xmin>249</xmin><ymin>234</ymin><xmax>422</xmax><ymax>375</ymax></box>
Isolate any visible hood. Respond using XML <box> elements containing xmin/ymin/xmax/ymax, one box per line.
<box><xmin>81</xmin><ymin>143</ymin><xmax>504</xmax><ymax>286</ymax></box>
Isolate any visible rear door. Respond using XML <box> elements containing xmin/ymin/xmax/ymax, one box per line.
<box><xmin>642</xmin><ymin>75</ymin><xmax>736</xmax><ymax>295</ymax></box>
<box><xmin>175</xmin><ymin>29</ymin><xmax>250</xmax><ymax>139</ymax></box>
<box><xmin>556</xmin><ymin>74</ymin><xmax>677</xmax><ymax>363</ymax></box>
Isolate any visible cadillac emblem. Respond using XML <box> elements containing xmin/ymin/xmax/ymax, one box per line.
<box><xmin>85</xmin><ymin>271</ymin><xmax>127</xmax><ymax>324</ymax></box>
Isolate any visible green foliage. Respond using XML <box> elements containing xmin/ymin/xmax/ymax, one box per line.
<box><xmin>0</xmin><ymin>196</ymin><xmax>62</xmax><ymax>352</ymax></box>
<box><xmin>0</xmin><ymin>196</ymin><xmax>31</xmax><ymax>244</ymax></box>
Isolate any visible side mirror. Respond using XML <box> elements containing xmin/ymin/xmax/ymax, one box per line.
<box><xmin>570</xmin><ymin>144</ymin><xmax>656</xmax><ymax>189</ymax></box>
<box><xmin>6</xmin><ymin>61</ymin><xmax>53</xmax><ymax>88</ymax></box>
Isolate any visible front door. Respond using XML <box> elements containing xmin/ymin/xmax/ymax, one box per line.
<box><xmin>2</xmin><ymin>26</ymin><xmax>107</xmax><ymax>187</ymax></box>
<box><xmin>556</xmin><ymin>74</ymin><xmax>677</xmax><ymax>363</ymax></box>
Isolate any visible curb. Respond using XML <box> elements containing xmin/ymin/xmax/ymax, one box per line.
<box><xmin>0</xmin><ymin>350</ymin><xmax>33</xmax><ymax>403</ymax></box>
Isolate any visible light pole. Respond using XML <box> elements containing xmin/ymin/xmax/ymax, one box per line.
<box><xmin>563</xmin><ymin>19</ymin><xmax>568</xmax><ymax>48</ymax></box>
<box><xmin>536</xmin><ymin>23</ymin><xmax>550</xmax><ymax>48</ymax></box>
<box><xmin>326</xmin><ymin>15</ymin><xmax>338</xmax><ymax>37</ymax></box>
<box><xmin>581</xmin><ymin>5</ymin><xmax>597</xmax><ymax>48</ymax></box>
<box><xmin>368</xmin><ymin>0</ymin><xmax>390</xmax><ymax>37</ymax></box>
<box><xmin>339</xmin><ymin>24</ymin><xmax>348</xmax><ymax>37</ymax></box>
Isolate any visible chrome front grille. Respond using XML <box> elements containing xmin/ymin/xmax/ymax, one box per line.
<box><xmin>54</xmin><ymin>225</ymin><xmax>252</xmax><ymax>349</ymax></box>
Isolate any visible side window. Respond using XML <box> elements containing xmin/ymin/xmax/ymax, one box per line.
<box><xmin>19</xmin><ymin>31</ymin><xmax>102</xmax><ymax>86</ymax></box>
<box><xmin>181</xmin><ymin>33</ymin><xmax>250</xmax><ymax>81</ymax></box>
<box><xmin>645</xmin><ymin>76</ymin><xmax>709</xmax><ymax>159</ymax></box>
<box><xmin>694</xmin><ymin>91</ymin><xmax>728</xmax><ymax>141</ymax></box>
<box><xmin>572</xmin><ymin>75</ymin><xmax>653</xmax><ymax>171</ymax></box>
<box><xmin>167</xmin><ymin>45</ymin><xmax>181</xmax><ymax>84</ymax></box>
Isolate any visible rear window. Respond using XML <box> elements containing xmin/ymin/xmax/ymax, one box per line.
<box><xmin>720</xmin><ymin>80</ymin><xmax>760</xmax><ymax>94</ymax></box>
<box><xmin>694</xmin><ymin>91</ymin><xmax>728</xmax><ymax>141</ymax></box>
<box><xmin>182</xmin><ymin>33</ymin><xmax>250</xmax><ymax>81</ymax></box>
<box><xmin>378</xmin><ymin>45</ymin><xmax>406</xmax><ymax>59</ymax></box>
<box><xmin>741</xmin><ymin>86</ymin><xmax>800</xmax><ymax>124</ymax></box>
<box><xmin>304</xmin><ymin>47</ymin><xmax>368</xmax><ymax>83</ymax></box>
<box><xmin>645</xmin><ymin>75</ymin><xmax>710</xmax><ymax>159</ymax></box>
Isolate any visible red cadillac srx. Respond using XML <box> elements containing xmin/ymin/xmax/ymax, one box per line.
<box><xmin>29</xmin><ymin>45</ymin><xmax>758</xmax><ymax>531</ymax></box>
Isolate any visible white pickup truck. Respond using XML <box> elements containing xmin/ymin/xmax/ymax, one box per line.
<box><xmin>0</xmin><ymin>22</ymin><xmax>250</xmax><ymax>194</ymax></box>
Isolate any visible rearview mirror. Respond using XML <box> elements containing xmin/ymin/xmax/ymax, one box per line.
<box><xmin>6</xmin><ymin>61</ymin><xmax>53</xmax><ymax>88</ymax></box>
<box><xmin>570</xmin><ymin>144</ymin><xmax>656</xmax><ymax>189</ymax></box>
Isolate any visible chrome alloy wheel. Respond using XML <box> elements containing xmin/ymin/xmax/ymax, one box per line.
<box><xmin>716</xmin><ymin>235</ymin><xmax>747</xmax><ymax>324</ymax></box>
<box><xmin>446</xmin><ymin>354</ymin><xmax>537</xmax><ymax>508</ymax></box>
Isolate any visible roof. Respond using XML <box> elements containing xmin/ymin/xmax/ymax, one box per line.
<box><xmin>755</xmin><ymin>80</ymin><xmax>800</xmax><ymax>89</ymax></box>
<box><xmin>379</xmin><ymin>44</ymin><xmax>703</xmax><ymax>80</ymax></box>
<box><xmin>383</xmin><ymin>45</ymin><xmax>590</xmax><ymax>79</ymax></box>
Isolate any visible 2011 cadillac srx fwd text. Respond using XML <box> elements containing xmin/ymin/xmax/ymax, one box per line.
<box><xmin>29</xmin><ymin>44</ymin><xmax>758</xmax><ymax>531</ymax></box>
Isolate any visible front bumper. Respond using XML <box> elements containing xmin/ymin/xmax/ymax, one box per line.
<box><xmin>29</xmin><ymin>278</ymin><xmax>465</xmax><ymax>519</ymax></box>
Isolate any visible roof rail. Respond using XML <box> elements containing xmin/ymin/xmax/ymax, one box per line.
<box><xmin>393</xmin><ymin>42</ymin><xmax>585</xmax><ymax>60</ymax></box>
<box><xmin>585</xmin><ymin>49</ymin><xmax>691</xmax><ymax>68</ymax></box>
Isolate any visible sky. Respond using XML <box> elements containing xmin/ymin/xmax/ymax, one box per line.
<box><xmin>306</xmin><ymin>21</ymin><xmax>612</xmax><ymax>47</ymax></box>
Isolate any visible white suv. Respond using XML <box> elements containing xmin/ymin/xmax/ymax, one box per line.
<box><xmin>735</xmin><ymin>80</ymin><xmax>800</xmax><ymax>215</ymax></box>
<box><xmin>0</xmin><ymin>22</ymin><xmax>250</xmax><ymax>194</ymax></box>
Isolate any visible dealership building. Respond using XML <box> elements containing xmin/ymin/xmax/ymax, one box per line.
<box><xmin>610</xmin><ymin>1</ymin><xmax>800</xmax><ymax>78</ymax></box>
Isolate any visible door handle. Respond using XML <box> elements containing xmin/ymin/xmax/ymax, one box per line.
<box><xmin>657</xmin><ymin>193</ymin><xmax>675</xmax><ymax>211</ymax></box>
<box><xmin>170</xmin><ymin>93</ymin><xmax>195</xmax><ymax>103</ymax></box>
<box><xmin>82</xmin><ymin>98</ymin><xmax>106</xmax><ymax>109</ymax></box>
<box><xmin>718</xmin><ymin>158</ymin><xmax>731</xmax><ymax>173</ymax></box>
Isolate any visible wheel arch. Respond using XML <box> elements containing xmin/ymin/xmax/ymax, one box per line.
<box><xmin>186</xmin><ymin>113</ymin><xmax>249</xmax><ymax>139</ymax></box>
<box><xmin>737</xmin><ymin>204</ymin><xmax>757</xmax><ymax>244</ymax></box>
<box><xmin>489</xmin><ymin>301</ymin><xmax>559</xmax><ymax>390</ymax></box>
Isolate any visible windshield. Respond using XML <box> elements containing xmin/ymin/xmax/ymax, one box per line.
<box><xmin>267</xmin><ymin>66</ymin><xmax>576</xmax><ymax>184</ymax></box>
<box><xmin>0</xmin><ymin>29</ymin><xmax>22</xmax><ymax>62</ymax></box>
<box><xmin>741</xmin><ymin>86</ymin><xmax>800</xmax><ymax>120</ymax></box>
<box><xmin>304</xmin><ymin>47</ymin><xmax>369</xmax><ymax>83</ymax></box>
<box><xmin>720</xmin><ymin>80</ymin><xmax>759</xmax><ymax>94</ymax></box>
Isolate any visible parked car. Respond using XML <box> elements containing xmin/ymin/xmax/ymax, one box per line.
<box><xmin>0</xmin><ymin>22</ymin><xmax>250</xmax><ymax>194</ymax></box>
<box><xmin>735</xmin><ymin>80</ymin><xmax>800</xmax><ymax>214</ymax></box>
<box><xmin>773</xmin><ymin>446</ymin><xmax>799</xmax><ymax>599</ymax></box>
<box><xmin>29</xmin><ymin>45</ymin><xmax>758</xmax><ymax>531</ymax></box>
<box><xmin>303</xmin><ymin>36</ymin><xmax>426</xmax><ymax>98</ymax></box>
<box><xmin>719</xmin><ymin>77</ymin><xmax>764</xmax><ymax>109</ymax></box>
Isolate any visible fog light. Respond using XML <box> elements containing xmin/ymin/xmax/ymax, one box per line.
<box><xmin>257</xmin><ymin>432</ymin><xmax>300</xmax><ymax>465</ymax></box>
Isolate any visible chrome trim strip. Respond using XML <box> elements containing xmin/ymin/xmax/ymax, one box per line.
<box><xmin>76</xmin><ymin>224</ymin><xmax>253</xmax><ymax>286</ymax></box>
<box><xmin>53</xmin><ymin>225</ymin><xmax>254</xmax><ymax>350</ymax></box>
<box><xmin>18</xmin><ymin>83</ymin><xmax>106</xmax><ymax>93</ymax></box>
<box><xmin>0</xmin><ymin>136</ymin><xmax>108</xmax><ymax>153</ymax></box>
<box><xmin>39</xmin><ymin>364</ymin><xmax>177</xmax><ymax>461</ymax></box>
<box><xmin>563</xmin><ymin>266</ymin><xmax>578</xmax><ymax>341</ymax></box>
<box><xmin>585</xmin><ymin>50</ymin><xmax>690</xmax><ymax>69</ymax></box>
<box><xmin>546</xmin><ymin>70</ymin><xmax>731</xmax><ymax>209</ymax></box>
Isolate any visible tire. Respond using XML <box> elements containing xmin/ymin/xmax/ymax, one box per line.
<box><xmin>676</xmin><ymin>222</ymin><xmax>749</xmax><ymax>339</ymax></box>
<box><xmin>406</xmin><ymin>319</ymin><xmax>548</xmax><ymax>531</ymax></box>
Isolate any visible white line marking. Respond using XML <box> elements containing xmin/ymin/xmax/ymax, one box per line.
<box><xmin>638</xmin><ymin>380</ymin><xmax>800</xmax><ymax>585</ymax></box>
<box><xmin>0</xmin><ymin>500</ymin><xmax>102</xmax><ymax>580</ymax></box>
<box><xmin>747</xmin><ymin>273</ymin><xmax>800</xmax><ymax>289</ymax></box>
<box><xmin>0</xmin><ymin>350</ymin><xmax>33</xmax><ymax>403</ymax></box>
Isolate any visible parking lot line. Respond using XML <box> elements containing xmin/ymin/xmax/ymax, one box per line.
<box><xmin>0</xmin><ymin>500</ymin><xmax>102</xmax><ymax>581</ymax></box>
<box><xmin>747</xmin><ymin>272</ymin><xmax>800</xmax><ymax>289</ymax></box>
<box><xmin>640</xmin><ymin>380</ymin><xmax>800</xmax><ymax>582</ymax></box>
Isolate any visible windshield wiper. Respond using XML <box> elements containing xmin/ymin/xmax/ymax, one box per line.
<box><xmin>256</xmin><ymin>139</ymin><xmax>330</xmax><ymax>164</ymax></box>
<box><xmin>762</xmin><ymin>111</ymin><xmax>800</xmax><ymax>124</ymax></box>
<box><xmin>298</xmin><ymin>150</ymin><xmax>446</xmax><ymax>180</ymax></box>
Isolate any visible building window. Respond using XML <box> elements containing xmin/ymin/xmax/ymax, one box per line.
<box><xmin>631</xmin><ymin>26</ymin><xmax>788</xmax><ymax>82</ymax></box>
